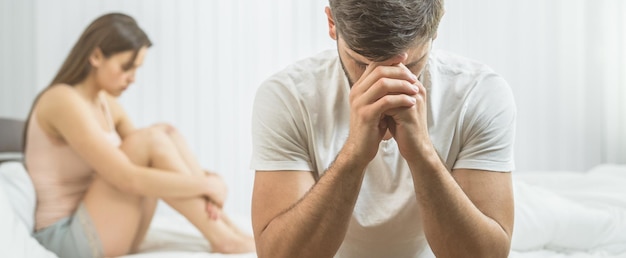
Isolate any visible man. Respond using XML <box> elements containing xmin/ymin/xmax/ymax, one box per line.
<box><xmin>250</xmin><ymin>0</ymin><xmax>516</xmax><ymax>257</ymax></box>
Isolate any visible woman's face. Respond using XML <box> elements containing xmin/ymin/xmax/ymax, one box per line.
<box><xmin>94</xmin><ymin>46</ymin><xmax>147</xmax><ymax>96</ymax></box>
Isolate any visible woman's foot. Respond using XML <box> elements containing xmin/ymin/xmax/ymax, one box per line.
<box><xmin>210</xmin><ymin>234</ymin><xmax>256</xmax><ymax>254</ymax></box>
<box><xmin>203</xmin><ymin>216</ymin><xmax>255</xmax><ymax>254</ymax></box>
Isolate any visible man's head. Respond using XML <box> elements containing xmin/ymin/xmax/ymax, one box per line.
<box><xmin>326</xmin><ymin>0</ymin><xmax>444</xmax><ymax>85</ymax></box>
<box><xmin>328</xmin><ymin>0</ymin><xmax>444</xmax><ymax>62</ymax></box>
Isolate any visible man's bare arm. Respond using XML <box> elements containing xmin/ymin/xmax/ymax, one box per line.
<box><xmin>408</xmin><ymin>153</ymin><xmax>514</xmax><ymax>258</ymax></box>
<box><xmin>251</xmin><ymin>146</ymin><xmax>368</xmax><ymax>258</ymax></box>
<box><xmin>385</xmin><ymin>61</ymin><xmax>514</xmax><ymax>258</ymax></box>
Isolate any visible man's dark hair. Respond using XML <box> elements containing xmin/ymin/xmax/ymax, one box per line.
<box><xmin>329</xmin><ymin>0</ymin><xmax>444</xmax><ymax>61</ymax></box>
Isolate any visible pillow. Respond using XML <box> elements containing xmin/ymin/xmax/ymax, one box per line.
<box><xmin>0</xmin><ymin>166</ymin><xmax>57</xmax><ymax>258</ymax></box>
<box><xmin>0</xmin><ymin>161</ymin><xmax>36</xmax><ymax>232</ymax></box>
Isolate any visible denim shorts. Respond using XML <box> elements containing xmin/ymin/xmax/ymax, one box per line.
<box><xmin>33</xmin><ymin>203</ymin><xmax>104</xmax><ymax>258</ymax></box>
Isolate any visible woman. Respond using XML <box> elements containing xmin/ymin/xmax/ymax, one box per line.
<box><xmin>23</xmin><ymin>13</ymin><xmax>255</xmax><ymax>258</ymax></box>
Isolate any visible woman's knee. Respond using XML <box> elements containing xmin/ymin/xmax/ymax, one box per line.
<box><xmin>120</xmin><ymin>126</ymin><xmax>174</xmax><ymax>163</ymax></box>
<box><xmin>150</xmin><ymin>123</ymin><xmax>177</xmax><ymax>135</ymax></box>
<box><xmin>122</xmin><ymin>126</ymin><xmax>171</xmax><ymax>148</ymax></box>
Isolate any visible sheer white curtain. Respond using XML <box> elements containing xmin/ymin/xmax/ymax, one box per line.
<box><xmin>0</xmin><ymin>0</ymin><xmax>624</xmax><ymax>214</ymax></box>
<box><xmin>437</xmin><ymin>0</ymin><xmax>626</xmax><ymax>171</ymax></box>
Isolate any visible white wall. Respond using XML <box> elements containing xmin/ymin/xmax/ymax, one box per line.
<box><xmin>1</xmin><ymin>0</ymin><xmax>624</xmax><ymax>215</ymax></box>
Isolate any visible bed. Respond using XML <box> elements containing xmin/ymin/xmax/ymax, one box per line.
<box><xmin>1</xmin><ymin>117</ymin><xmax>625</xmax><ymax>258</ymax></box>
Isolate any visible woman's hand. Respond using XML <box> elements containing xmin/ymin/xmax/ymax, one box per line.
<box><xmin>203</xmin><ymin>171</ymin><xmax>228</xmax><ymax>220</ymax></box>
<box><xmin>205</xmin><ymin>197</ymin><xmax>221</xmax><ymax>220</ymax></box>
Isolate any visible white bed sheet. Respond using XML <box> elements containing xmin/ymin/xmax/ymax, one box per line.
<box><xmin>122</xmin><ymin>210</ymin><xmax>256</xmax><ymax>258</ymax></box>
<box><xmin>123</xmin><ymin>164</ymin><xmax>626</xmax><ymax>258</ymax></box>
<box><xmin>510</xmin><ymin>164</ymin><xmax>626</xmax><ymax>258</ymax></box>
<box><xmin>3</xmin><ymin>160</ymin><xmax>624</xmax><ymax>258</ymax></box>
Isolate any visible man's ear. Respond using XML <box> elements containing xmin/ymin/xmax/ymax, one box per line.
<box><xmin>325</xmin><ymin>6</ymin><xmax>337</xmax><ymax>40</ymax></box>
<box><xmin>89</xmin><ymin>48</ymin><xmax>104</xmax><ymax>68</ymax></box>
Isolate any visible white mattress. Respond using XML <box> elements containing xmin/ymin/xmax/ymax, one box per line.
<box><xmin>2</xmin><ymin>160</ymin><xmax>625</xmax><ymax>257</ymax></box>
<box><xmin>122</xmin><ymin>210</ymin><xmax>256</xmax><ymax>258</ymax></box>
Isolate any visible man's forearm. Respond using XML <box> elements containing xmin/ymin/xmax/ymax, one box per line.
<box><xmin>257</xmin><ymin>147</ymin><xmax>368</xmax><ymax>258</ymax></box>
<box><xmin>408</xmin><ymin>152</ymin><xmax>511</xmax><ymax>258</ymax></box>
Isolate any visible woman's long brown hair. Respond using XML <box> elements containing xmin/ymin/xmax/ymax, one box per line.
<box><xmin>22</xmin><ymin>13</ymin><xmax>152</xmax><ymax>153</ymax></box>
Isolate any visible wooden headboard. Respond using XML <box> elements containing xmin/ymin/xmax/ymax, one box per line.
<box><xmin>0</xmin><ymin>117</ymin><xmax>25</xmax><ymax>155</ymax></box>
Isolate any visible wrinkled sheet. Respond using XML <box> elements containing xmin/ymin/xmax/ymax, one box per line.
<box><xmin>511</xmin><ymin>164</ymin><xmax>626</xmax><ymax>258</ymax></box>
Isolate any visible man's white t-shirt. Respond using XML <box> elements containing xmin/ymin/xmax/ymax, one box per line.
<box><xmin>251</xmin><ymin>49</ymin><xmax>516</xmax><ymax>258</ymax></box>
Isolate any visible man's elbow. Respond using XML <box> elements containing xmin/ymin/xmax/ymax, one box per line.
<box><xmin>256</xmin><ymin>235</ymin><xmax>335</xmax><ymax>258</ymax></box>
<box><xmin>435</xmin><ymin>237</ymin><xmax>511</xmax><ymax>258</ymax></box>
<box><xmin>255</xmin><ymin>235</ymin><xmax>292</xmax><ymax>258</ymax></box>
<box><xmin>255</xmin><ymin>238</ymin><xmax>286</xmax><ymax>258</ymax></box>
<box><xmin>475</xmin><ymin>237</ymin><xmax>511</xmax><ymax>258</ymax></box>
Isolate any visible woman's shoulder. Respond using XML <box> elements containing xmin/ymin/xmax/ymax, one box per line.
<box><xmin>39</xmin><ymin>84</ymin><xmax>78</xmax><ymax>98</ymax></box>
<box><xmin>37</xmin><ymin>84</ymin><xmax>86</xmax><ymax>109</ymax></box>
<box><xmin>29</xmin><ymin>85</ymin><xmax>84</xmax><ymax>141</ymax></box>
<box><xmin>35</xmin><ymin>85</ymin><xmax>88</xmax><ymax>120</ymax></box>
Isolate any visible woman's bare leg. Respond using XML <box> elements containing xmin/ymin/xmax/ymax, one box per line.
<box><xmin>154</xmin><ymin>124</ymin><xmax>253</xmax><ymax>239</ymax></box>
<box><xmin>83</xmin><ymin>177</ymin><xmax>156</xmax><ymax>256</ymax></box>
<box><xmin>220</xmin><ymin>213</ymin><xmax>255</xmax><ymax>241</ymax></box>
<box><xmin>83</xmin><ymin>127</ymin><xmax>159</xmax><ymax>256</ymax></box>
<box><xmin>152</xmin><ymin>123</ymin><xmax>205</xmax><ymax>174</ymax></box>
<box><xmin>140</xmin><ymin>125</ymin><xmax>254</xmax><ymax>253</ymax></box>
<box><xmin>130</xmin><ymin>196</ymin><xmax>158</xmax><ymax>252</ymax></box>
<box><xmin>84</xmin><ymin>126</ymin><xmax>253</xmax><ymax>257</ymax></box>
